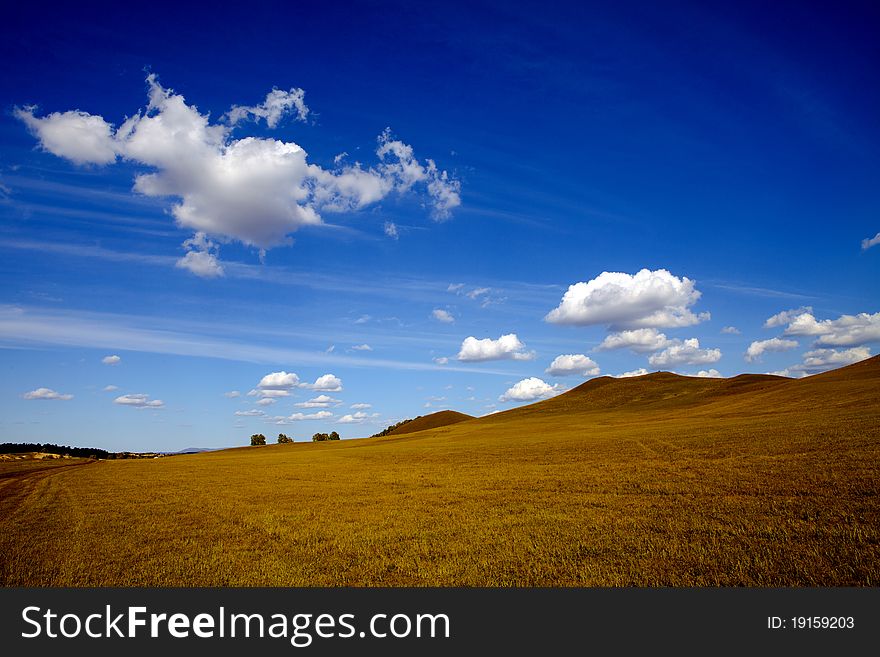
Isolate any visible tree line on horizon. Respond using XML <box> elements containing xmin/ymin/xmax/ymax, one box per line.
<box><xmin>370</xmin><ymin>416</ymin><xmax>421</xmax><ymax>438</ymax></box>
<box><xmin>249</xmin><ymin>432</ymin><xmax>339</xmax><ymax>445</ymax></box>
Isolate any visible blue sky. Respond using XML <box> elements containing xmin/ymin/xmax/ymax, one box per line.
<box><xmin>1</xmin><ymin>1</ymin><xmax>878</xmax><ymax>451</ymax></box>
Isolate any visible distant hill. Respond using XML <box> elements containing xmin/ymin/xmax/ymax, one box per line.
<box><xmin>485</xmin><ymin>355</ymin><xmax>880</xmax><ymax>422</ymax></box>
<box><xmin>383</xmin><ymin>410</ymin><xmax>475</xmax><ymax>436</ymax></box>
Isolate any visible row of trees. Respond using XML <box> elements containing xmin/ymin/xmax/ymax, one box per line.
<box><xmin>249</xmin><ymin>432</ymin><xmax>338</xmax><ymax>445</ymax></box>
<box><xmin>250</xmin><ymin>433</ymin><xmax>293</xmax><ymax>445</ymax></box>
<box><xmin>370</xmin><ymin>416</ymin><xmax>420</xmax><ymax>438</ymax></box>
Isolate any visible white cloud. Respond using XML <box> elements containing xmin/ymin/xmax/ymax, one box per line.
<box><xmin>764</xmin><ymin>306</ymin><xmax>813</xmax><ymax>329</ymax></box>
<box><xmin>102</xmin><ymin>354</ymin><xmax>121</xmax><ymax>365</ymax></box>
<box><xmin>861</xmin><ymin>232</ymin><xmax>880</xmax><ymax>251</ymax></box>
<box><xmin>256</xmin><ymin>398</ymin><xmax>276</xmax><ymax>406</ymax></box>
<box><xmin>226</xmin><ymin>87</ymin><xmax>309</xmax><ymax>128</ymax></box>
<box><xmin>721</xmin><ymin>326</ymin><xmax>740</xmax><ymax>335</ymax></box>
<box><xmin>447</xmin><ymin>283</ymin><xmax>464</xmax><ymax>293</ymax></box>
<box><xmin>234</xmin><ymin>409</ymin><xmax>266</xmax><ymax>417</ymax></box>
<box><xmin>286</xmin><ymin>410</ymin><xmax>334</xmax><ymax>421</ymax></box>
<box><xmin>258</xmin><ymin>371</ymin><xmax>300</xmax><ymax>389</ymax></box>
<box><xmin>693</xmin><ymin>369</ymin><xmax>722</xmax><ymax>378</ymax></box>
<box><xmin>223</xmin><ymin>390</ymin><xmax>241</xmax><ymax>398</ymax></box>
<box><xmin>744</xmin><ymin>338</ymin><xmax>799</xmax><ymax>362</ymax></box>
<box><xmin>781</xmin><ymin>311</ymin><xmax>880</xmax><ymax>347</ymax></box>
<box><xmin>350</xmin><ymin>402</ymin><xmax>372</xmax><ymax>409</ymax></box>
<box><xmin>351</xmin><ymin>344</ymin><xmax>372</xmax><ymax>351</ymax></box>
<box><xmin>456</xmin><ymin>333</ymin><xmax>535</xmax><ymax>362</ymax></box>
<box><xmin>15</xmin><ymin>106</ymin><xmax>118</xmax><ymax>165</ymax></box>
<box><xmin>175</xmin><ymin>232</ymin><xmax>224</xmax><ymax>278</ymax></box>
<box><xmin>432</xmin><ymin>308</ymin><xmax>455</xmax><ymax>323</ymax></box>
<box><xmin>113</xmin><ymin>393</ymin><xmax>164</xmax><ymax>409</ymax></box>
<box><xmin>648</xmin><ymin>338</ymin><xmax>721</xmax><ymax>367</ymax></box>
<box><xmin>295</xmin><ymin>394</ymin><xmax>341</xmax><ymax>408</ymax></box>
<box><xmin>248</xmin><ymin>388</ymin><xmax>290</xmax><ymax>398</ymax></box>
<box><xmin>16</xmin><ymin>75</ymin><xmax>460</xmax><ymax>255</ymax></box>
<box><xmin>102</xmin><ymin>385</ymin><xmax>118</xmax><ymax>392</ymax></box>
<box><xmin>466</xmin><ymin>287</ymin><xmax>490</xmax><ymax>300</ymax></box>
<box><xmin>595</xmin><ymin>328</ymin><xmax>671</xmax><ymax>353</ymax></box>
<box><xmin>433</xmin><ymin>356</ymin><xmax>449</xmax><ymax>365</ymax></box>
<box><xmin>499</xmin><ymin>377</ymin><xmax>564</xmax><ymax>402</ymax></box>
<box><xmin>545</xmin><ymin>354</ymin><xmax>600</xmax><ymax>377</ymax></box>
<box><xmin>384</xmin><ymin>221</ymin><xmax>399</xmax><ymax>240</ymax></box>
<box><xmin>789</xmin><ymin>347</ymin><xmax>872</xmax><ymax>375</ymax></box>
<box><xmin>23</xmin><ymin>387</ymin><xmax>73</xmax><ymax>400</ymax></box>
<box><xmin>545</xmin><ymin>269</ymin><xmax>708</xmax><ymax>329</ymax></box>
<box><xmin>302</xmin><ymin>374</ymin><xmax>343</xmax><ymax>392</ymax></box>
<box><xmin>337</xmin><ymin>411</ymin><xmax>370</xmax><ymax>424</ymax></box>
<box><xmin>614</xmin><ymin>368</ymin><xmax>649</xmax><ymax>378</ymax></box>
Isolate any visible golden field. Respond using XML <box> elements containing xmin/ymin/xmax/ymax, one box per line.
<box><xmin>1</xmin><ymin>356</ymin><xmax>878</xmax><ymax>587</ymax></box>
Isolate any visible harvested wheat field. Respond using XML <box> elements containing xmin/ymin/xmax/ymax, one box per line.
<box><xmin>1</xmin><ymin>356</ymin><xmax>878</xmax><ymax>587</ymax></box>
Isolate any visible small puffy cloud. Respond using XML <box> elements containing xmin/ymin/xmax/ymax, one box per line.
<box><xmin>596</xmin><ymin>328</ymin><xmax>671</xmax><ymax>353</ymax></box>
<box><xmin>694</xmin><ymin>369</ymin><xmax>722</xmax><ymax>378</ymax></box>
<box><xmin>384</xmin><ymin>221</ymin><xmax>399</xmax><ymax>239</ymax></box>
<box><xmin>234</xmin><ymin>409</ymin><xmax>266</xmax><ymax>417</ymax></box>
<box><xmin>432</xmin><ymin>308</ymin><xmax>455</xmax><ymax>323</ymax></box>
<box><xmin>721</xmin><ymin>326</ymin><xmax>740</xmax><ymax>335</ymax></box>
<box><xmin>447</xmin><ymin>283</ymin><xmax>465</xmax><ymax>293</ymax></box>
<box><xmin>102</xmin><ymin>385</ymin><xmax>118</xmax><ymax>392</ymax></box>
<box><xmin>764</xmin><ymin>306</ymin><xmax>813</xmax><ymax>328</ymax></box>
<box><xmin>862</xmin><ymin>232</ymin><xmax>880</xmax><ymax>251</ymax></box>
<box><xmin>456</xmin><ymin>333</ymin><xmax>535</xmax><ymax>362</ymax></box>
<box><xmin>648</xmin><ymin>338</ymin><xmax>721</xmax><ymax>367</ymax></box>
<box><xmin>338</xmin><ymin>411</ymin><xmax>370</xmax><ymax>424</ymax></box>
<box><xmin>466</xmin><ymin>287</ymin><xmax>490</xmax><ymax>300</ymax></box>
<box><xmin>295</xmin><ymin>395</ymin><xmax>341</xmax><ymax>408</ymax></box>
<box><xmin>433</xmin><ymin>356</ymin><xmax>449</xmax><ymax>365</ymax></box>
<box><xmin>102</xmin><ymin>354</ymin><xmax>121</xmax><ymax>365</ymax></box>
<box><xmin>545</xmin><ymin>269</ymin><xmax>708</xmax><ymax>329</ymax></box>
<box><xmin>226</xmin><ymin>87</ymin><xmax>309</xmax><ymax>128</ymax></box>
<box><xmin>782</xmin><ymin>311</ymin><xmax>880</xmax><ymax>348</ymax></box>
<box><xmin>287</xmin><ymin>410</ymin><xmax>333</xmax><ymax>421</ymax></box>
<box><xmin>351</xmin><ymin>344</ymin><xmax>373</xmax><ymax>351</ymax></box>
<box><xmin>614</xmin><ymin>368</ymin><xmax>649</xmax><ymax>378</ymax></box>
<box><xmin>15</xmin><ymin>106</ymin><xmax>118</xmax><ymax>165</ymax></box>
<box><xmin>499</xmin><ymin>377</ymin><xmax>564</xmax><ymax>402</ymax></box>
<box><xmin>258</xmin><ymin>371</ymin><xmax>300</xmax><ymax>389</ymax></box>
<box><xmin>17</xmin><ymin>75</ymin><xmax>459</xmax><ymax>259</ymax></box>
<box><xmin>744</xmin><ymin>338</ymin><xmax>799</xmax><ymax>362</ymax></box>
<box><xmin>350</xmin><ymin>403</ymin><xmax>372</xmax><ymax>409</ymax></box>
<box><xmin>789</xmin><ymin>347</ymin><xmax>872</xmax><ymax>375</ymax></box>
<box><xmin>764</xmin><ymin>306</ymin><xmax>813</xmax><ymax>329</ymax></box>
<box><xmin>354</xmin><ymin>315</ymin><xmax>371</xmax><ymax>324</ymax></box>
<box><xmin>302</xmin><ymin>374</ymin><xmax>343</xmax><ymax>392</ymax></box>
<box><xmin>114</xmin><ymin>393</ymin><xmax>164</xmax><ymax>409</ymax></box>
<box><xmin>176</xmin><ymin>232</ymin><xmax>224</xmax><ymax>278</ymax></box>
<box><xmin>249</xmin><ymin>388</ymin><xmax>290</xmax><ymax>398</ymax></box>
<box><xmin>545</xmin><ymin>354</ymin><xmax>600</xmax><ymax>377</ymax></box>
<box><xmin>23</xmin><ymin>387</ymin><xmax>73</xmax><ymax>400</ymax></box>
<box><xmin>256</xmin><ymin>398</ymin><xmax>276</xmax><ymax>406</ymax></box>
<box><xmin>224</xmin><ymin>390</ymin><xmax>241</xmax><ymax>398</ymax></box>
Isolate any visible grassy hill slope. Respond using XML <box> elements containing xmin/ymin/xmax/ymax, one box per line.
<box><xmin>1</xmin><ymin>357</ymin><xmax>877</xmax><ymax>587</ymax></box>
<box><xmin>385</xmin><ymin>410</ymin><xmax>475</xmax><ymax>436</ymax></box>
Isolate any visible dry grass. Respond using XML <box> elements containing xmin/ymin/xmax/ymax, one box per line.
<box><xmin>1</xmin><ymin>357</ymin><xmax>878</xmax><ymax>587</ymax></box>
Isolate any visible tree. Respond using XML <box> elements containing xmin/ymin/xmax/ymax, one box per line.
<box><xmin>250</xmin><ymin>433</ymin><xmax>266</xmax><ymax>446</ymax></box>
<box><xmin>312</xmin><ymin>432</ymin><xmax>328</xmax><ymax>442</ymax></box>
<box><xmin>329</xmin><ymin>431</ymin><xmax>340</xmax><ymax>441</ymax></box>
<box><xmin>277</xmin><ymin>433</ymin><xmax>292</xmax><ymax>444</ymax></box>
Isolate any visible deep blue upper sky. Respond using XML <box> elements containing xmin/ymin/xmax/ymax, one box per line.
<box><xmin>1</xmin><ymin>0</ymin><xmax>878</xmax><ymax>450</ymax></box>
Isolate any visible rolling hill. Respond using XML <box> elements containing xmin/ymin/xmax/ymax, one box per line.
<box><xmin>1</xmin><ymin>356</ymin><xmax>877</xmax><ymax>587</ymax></box>
<box><xmin>384</xmin><ymin>410</ymin><xmax>475</xmax><ymax>436</ymax></box>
